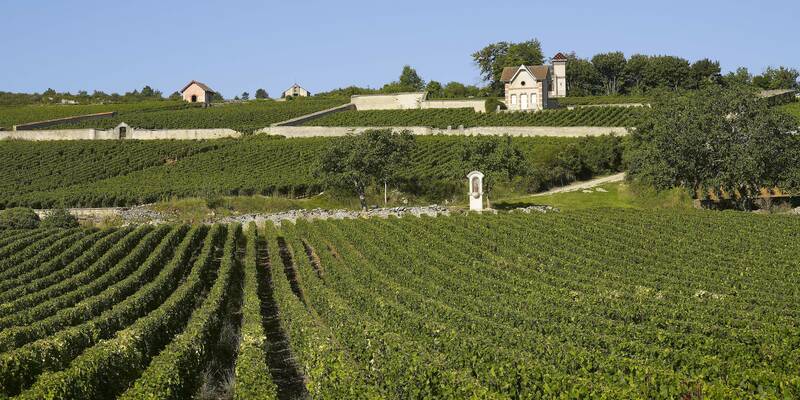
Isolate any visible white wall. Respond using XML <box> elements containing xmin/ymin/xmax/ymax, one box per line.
<box><xmin>420</xmin><ymin>99</ymin><xmax>486</xmax><ymax>113</ymax></box>
<box><xmin>0</xmin><ymin>128</ymin><xmax>241</xmax><ymax>141</ymax></box>
<box><xmin>351</xmin><ymin>92</ymin><xmax>427</xmax><ymax>110</ymax></box>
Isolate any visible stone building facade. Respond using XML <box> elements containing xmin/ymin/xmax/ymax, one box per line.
<box><xmin>500</xmin><ymin>53</ymin><xmax>567</xmax><ymax>111</ymax></box>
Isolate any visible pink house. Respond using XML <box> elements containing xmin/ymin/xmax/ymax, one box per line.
<box><xmin>180</xmin><ymin>80</ymin><xmax>216</xmax><ymax>106</ymax></box>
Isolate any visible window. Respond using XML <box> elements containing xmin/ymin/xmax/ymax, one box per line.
<box><xmin>520</xmin><ymin>93</ymin><xmax>528</xmax><ymax>109</ymax></box>
<box><xmin>520</xmin><ymin>81</ymin><xmax>526</xmax><ymax>86</ymax></box>
<box><xmin>511</xmin><ymin>94</ymin><xmax>517</xmax><ymax>105</ymax></box>
<box><xmin>531</xmin><ymin>93</ymin><xmax>537</xmax><ymax>109</ymax></box>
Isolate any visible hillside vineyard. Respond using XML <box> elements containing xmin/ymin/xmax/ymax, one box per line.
<box><xmin>305</xmin><ymin>106</ymin><xmax>642</xmax><ymax>128</ymax></box>
<box><xmin>0</xmin><ymin>135</ymin><xmax>619</xmax><ymax>208</ymax></box>
<box><xmin>0</xmin><ymin>210</ymin><xmax>797</xmax><ymax>398</ymax></box>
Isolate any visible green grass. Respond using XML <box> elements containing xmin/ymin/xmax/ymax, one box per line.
<box><xmin>495</xmin><ymin>182</ymin><xmax>694</xmax><ymax>210</ymax></box>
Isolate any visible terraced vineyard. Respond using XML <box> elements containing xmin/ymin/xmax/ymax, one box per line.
<box><xmin>0</xmin><ymin>209</ymin><xmax>797</xmax><ymax>398</ymax></box>
<box><xmin>39</xmin><ymin>99</ymin><xmax>347</xmax><ymax>133</ymax></box>
<box><xmin>0</xmin><ymin>101</ymin><xmax>187</xmax><ymax>129</ymax></box>
<box><xmin>305</xmin><ymin>106</ymin><xmax>642</xmax><ymax>128</ymax></box>
<box><xmin>1</xmin><ymin>135</ymin><xmax>617</xmax><ymax>208</ymax></box>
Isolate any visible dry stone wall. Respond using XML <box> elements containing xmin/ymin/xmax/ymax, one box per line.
<box><xmin>0</xmin><ymin>128</ymin><xmax>241</xmax><ymax>141</ymax></box>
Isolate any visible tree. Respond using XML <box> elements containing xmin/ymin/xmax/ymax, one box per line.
<box><xmin>443</xmin><ymin>81</ymin><xmax>467</xmax><ymax>98</ymax></box>
<box><xmin>472</xmin><ymin>39</ymin><xmax>544</xmax><ymax>94</ymax></box>
<box><xmin>241</xmin><ymin>91</ymin><xmax>250</xmax><ymax>100</ymax></box>
<box><xmin>168</xmin><ymin>91</ymin><xmax>182</xmax><ymax>100</ymax></box>
<box><xmin>566</xmin><ymin>54</ymin><xmax>601</xmax><ymax>96</ymax></box>
<box><xmin>623</xmin><ymin>54</ymin><xmax>650</xmax><ymax>93</ymax></box>
<box><xmin>754</xmin><ymin>66</ymin><xmax>800</xmax><ymax>90</ymax></box>
<box><xmin>425</xmin><ymin>81</ymin><xmax>443</xmax><ymax>98</ymax></box>
<box><xmin>141</xmin><ymin>86</ymin><xmax>156</xmax><ymax>97</ymax></box>
<box><xmin>626</xmin><ymin>85</ymin><xmax>797</xmax><ymax>209</ymax></box>
<box><xmin>690</xmin><ymin>58</ymin><xmax>722</xmax><ymax>88</ymax></box>
<box><xmin>41</xmin><ymin>208</ymin><xmax>79</xmax><ymax>228</ymax></box>
<box><xmin>399</xmin><ymin>65</ymin><xmax>425</xmax><ymax>91</ymax></box>
<box><xmin>211</xmin><ymin>92</ymin><xmax>224</xmax><ymax>102</ymax></box>
<box><xmin>643</xmin><ymin>56</ymin><xmax>691</xmax><ymax>90</ymax></box>
<box><xmin>722</xmin><ymin>67</ymin><xmax>752</xmax><ymax>87</ymax></box>
<box><xmin>459</xmin><ymin>135</ymin><xmax>527</xmax><ymax>208</ymax></box>
<box><xmin>591</xmin><ymin>52</ymin><xmax>627</xmax><ymax>95</ymax></box>
<box><xmin>255</xmin><ymin>88</ymin><xmax>269</xmax><ymax>99</ymax></box>
<box><xmin>316</xmin><ymin>129</ymin><xmax>415</xmax><ymax>210</ymax></box>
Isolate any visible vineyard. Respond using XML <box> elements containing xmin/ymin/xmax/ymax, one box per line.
<box><xmin>553</xmin><ymin>95</ymin><xmax>650</xmax><ymax>106</ymax></box>
<box><xmin>0</xmin><ymin>135</ymin><xmax>620</xmax><ymax>208</ymax></box>
<box><xmin>305</xmin><ymin>106</ymin><xmax>642</xmax><ymax>128</ymax></box>
<box><xmin>0</xmin><ymin>101</ymin><xmax>188</xmax><ymax>129</ymax></box>
<box><xmin>0</xmin><ymin>209</ymin><xmax>797</xmax><ymax>398</ymax></box>
<box><xmin>33</xmin><ymin>99</ymin><xmax>347</xmax><ymax>133</ymax></box>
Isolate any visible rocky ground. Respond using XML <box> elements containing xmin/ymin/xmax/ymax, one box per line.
<box><xmin>58</xmin><ymin>204</ymin><xmax>559</xmax><ymax>226</ymax></box>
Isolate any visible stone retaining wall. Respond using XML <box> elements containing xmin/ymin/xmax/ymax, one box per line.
<box><xmin>0</xmin><ymin>128</ymin><xmax>241</xmax><ymax>141</ymax></box>
<box><xmin>260</xmin><ymin>125</ymin><xmax>628</xmax><ymax>138</ymax></box>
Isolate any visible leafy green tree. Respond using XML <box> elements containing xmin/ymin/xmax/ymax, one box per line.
<box><xmin>591</xmin><ymin>52</ymin><xmax>627</xmax><ymax>95</ymax></box>
<box><xmin>41</xmin><ymin>208</ymin><xmax>79</xmax><ymax>228</ymax></box>
<box><xmin>425</xmin><ymin>81</ymin><xmax>443</xmax><ymax>98</ymax></box>
<box><xmin>255</xmin><ymin>88</ymin><xmax>269</xmax><ymax>99</ymax></box>
<box><xmin>626</xmin><ymin>85</ymin><xmax>798</xmax><ymax>209</ymax></box>
<box><xmin>241</xmin><ymin>92</ymin><xmax>250</xmax><ymax>101</ymax></box>
<box><xmin>623</xmin><ymin>54</ymin><xmax>650</xmax><ymax>93</ymax></box>
<box><xmin>399</xmin><ymin>65</ymin><xmax>425</xmax><ymax>91</ymax></box>
<box><xmin>566</xmin><ymin>54</ymin><xmax>601</xmax><ymax>96</ymax></box>
<box><xmin>210</xmin><ymin>92</ymin><xmax>224</xmax><ymax>102</ymax></box>
<box><xmin>643</xmin><ymin>56</ymin><xmax>691</xmax><ymax>90</ymax></box>
<box><xmin>690</xmin><ymin>58</ymin><xmax>722</xmax><ymax>88</ymax></box>
<box><xmin>753</xmin><ymin>66</ymin><xmax>800</xmax><ymax>90</ymax></box>
<box><xmin>168</xmin><ymin>91</ymin><xmax>182</xmax><ymax>100</ymax></box>
<box><xmin>472</xmin><ymin>39</ymin><xmax>544</xmax><ymax>94</ymax></box>
<box><xmin>317</xmin><ymin>129</ymin><xmax>415</xmax><ymax>210</ymax></box>
<box><xmin>722</xmin><ymin>67</ymin><xmax>752</xmax><ymax>87</ymax></box>
<box><xmin>459</xmin><ymin>135</ymin><xmax>527</xmax><ymax>207</ymax></box>
<box><xmin>443</xmin><ymin>81</ymin><xmax>467</xmax><ymax>98</ymax></box>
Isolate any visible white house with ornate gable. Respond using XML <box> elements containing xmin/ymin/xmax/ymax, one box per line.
<box><xmin>501</xmin><ymin>53</ymin><xmax>567</xmax><ymax>111</ymax></box>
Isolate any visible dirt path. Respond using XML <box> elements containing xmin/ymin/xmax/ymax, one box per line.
<box><xmin>533</xmin><ymin>173</ymin><xmax>625</xmax><ymax>196</ymax></box>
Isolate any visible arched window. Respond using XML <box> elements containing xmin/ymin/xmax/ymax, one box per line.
<box><xmin>472</xmin><ymin>177</ymin><xmax>480</xmax><ymax>193</ymax></box>
<box><xmin>191</xmin><ymin>95</ymin><xmax>198</xmax><ymax>103</ymax></box>
<box><xmin>511</xmin><ymin>94</ymin><xmax>517</xmax><ymax>105</ymax></box>
<box><xmin>531</xmin><ymin>93</ymin><xmax>537</xmax><ymax>109</ymax></box>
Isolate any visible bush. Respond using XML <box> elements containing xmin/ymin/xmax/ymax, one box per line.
<box><xmin>485</xmin><ymin>98</ymin><xmax>507</xmax><ymax>113</ymax></box>
<box><xmin>40</xmin><ymin>208</ymin><xmax>79</xmax><ymax>229</ymax></box>
<box><xmin>0</xmin><ymin>207</ymin><xmax>40</xmax><ymax>230</ymax></box>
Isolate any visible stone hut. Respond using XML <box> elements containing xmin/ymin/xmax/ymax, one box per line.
<box><xmin>180</xmin><ymin>80</ymin><xmax>216</xmax><ymax>106</ymax></box>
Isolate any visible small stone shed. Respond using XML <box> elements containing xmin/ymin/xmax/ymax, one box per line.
<box><xmin>180</xmin><ymin>80</ymin><xmax>216</xmax><ymax>106</ymax></box>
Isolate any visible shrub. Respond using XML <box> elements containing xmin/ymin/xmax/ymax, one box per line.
<box><xmin>485</xmin><ymin>98</ymin><xmax>507</xmax><ymax>113</ymax></box>
<box><xmin>40</xmin><ymin>208</ymin><xmax>80</xmax><ymax>229</ymax></box>
<box><xmin>0</xmin><ymin>207</ymin><xmax>40</xmax><ymax>230</ymax></box>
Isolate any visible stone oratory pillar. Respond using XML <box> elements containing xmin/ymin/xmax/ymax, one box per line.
<box><xmin>467</xmin><ymin>171</ymin><xmax>484</xmax><ymax>211</ymax></box>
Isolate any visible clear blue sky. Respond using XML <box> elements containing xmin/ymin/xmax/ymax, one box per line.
<box><xmin>1</xmin><ymin>0</ymin><xmax>797</xmax><ymax>98</ymax></box>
